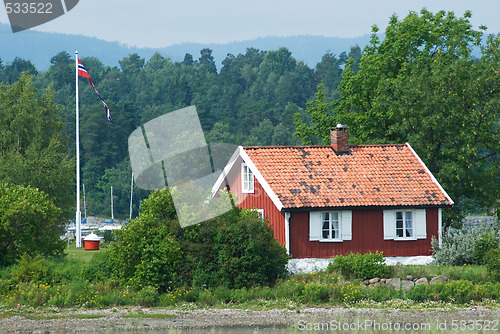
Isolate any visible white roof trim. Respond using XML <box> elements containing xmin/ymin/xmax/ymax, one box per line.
<box><xmin>212</xmin><ymin>146</ymin><xmax>284</xmax><ymax>211</ymax></box>
<box><xmin>212</xmin><ymin>146</ymin><xmax>241</xmax><ymax>194</ymax></box>
<box><xmin>239</xmin><ymin>148</ymin><xmax>285</xmax><ymax>211</ymax></box>
<box><xmin>405</xmin><ymin>142</ymin><xmax>454</xmax><ymax>205</ymax></box>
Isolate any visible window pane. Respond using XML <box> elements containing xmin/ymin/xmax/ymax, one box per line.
<box><xmin>322</xmin><ymin>213</ymin><xmax>330</xmax><ymax>239</ymax></box>
<box><xmin>322</xmin><ymin>221</ymin><xmax>329</xmax><ymax>238</ymax></box>
<box><xmin>396</xmin><ymin>217</ymin><xmax>403</xmax><ymax>230</ymax></box>
<box><xmin>331</xmin><ymin>220</ymin><xmax>339</xmax><ymax>239</ymax></box>
<box><xmin>405</xmin><ymin>212</ymin><xmax>413</xmax><ymax>237</ymax></box>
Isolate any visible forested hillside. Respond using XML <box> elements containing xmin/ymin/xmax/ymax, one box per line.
<box><xmin>0</xmin><ymin>45</ymin><xmax>362</xmax><ymax>219</ymax></box>
<box><xmin>1</xmin><ymin>10</ymin><xmax>498</xmax><ymax>225</ymax></box>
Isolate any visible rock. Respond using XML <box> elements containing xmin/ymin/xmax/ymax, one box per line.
<box><xmin>430</xmin><ymin>276</ymin><xmax>449</xmax><ymax>284</ymax></box>
<box><xmin>406</xmin><ymin>275</ymin><xmax>414</xmax><ymax>281</ymax></box>
<box><xmin>373</xmin><ymin>282</ymin><xmax>385</xmax><ymax>288</ymax></box>
<box><xmin>401</xmin><ymin>280</ymin><xmax>414</xmax><ymax>292</ymax></box>
<box><xmin>31</xmin><ymin>330</ymin><xmax>50</xmax><ymax>334</ymax></box>
<box><xmin>386</xmin><ymin>278</ymin><xmax>401</xmax><ymax>290</ymax></box>
<box><xmin>369</xmin><ymin>277</ymin><xmax>380</xmax><ymax>284</ymax></box>
<box><xmin>415</xmin><ymin>277</ymin><xmax>429</xmax><ymax>285</ymax></box>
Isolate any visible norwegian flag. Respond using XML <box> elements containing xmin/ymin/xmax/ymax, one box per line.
<box><xmin>78</xmin><ymin>60</ymin><xmax>112</xmax><ymax>122</ymax></box>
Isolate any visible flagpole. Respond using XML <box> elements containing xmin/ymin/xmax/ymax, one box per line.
<box><xmin>75</xmin><ymin>50</ymin><xmax>82</xmax><ymax>248</ymax></box>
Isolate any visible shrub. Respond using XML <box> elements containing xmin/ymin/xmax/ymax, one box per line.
<box><xmin>484</xmin><ymin>247</ymin><xmax>500</xmax><ymax>281</ymax></box>
<box><xmin>406</xmin><ymin>280</ymin><xmax>500</xmax><ymax>304</ymax></box>
<box><xmin>107</xmin><ymin>198</ymin><xmax>183</xmax><ymax>292</ymax></box>
<box><xmin>137</xmin><ymin>286</ymin><xmax>159</xmax><ymax>306</ymax></box>
<box><xmin>80</xmin><ymin>251</ymin><xmax>115</xmax><ymax>283</ymax></box>
<box><xmin>186</xmin><ymin>207</ymin><xmax>290</xmax><ymax>289</ymax></box>
<box><xmin>327</xmin><ymin>252</ymin><xmax>391</xmax><ymax>280</ymax></box>
<box><xmin>299</xmin><ymin>283</ymin><xmax>332</xmax><ymax>304</ymax></box>
<box><xmin>432</xmin><ymin>226</ymin><xmax>499</xmax><ymax>265</ymax></box>
<box><xmin>336</xmin><ymin>282</ymin><xmax>366</xmax><ymax>303</ymax></box>
<box><xmin>365</xmin><ymin>285</ymin><xmax>399</xmax><ymax>302</ymax></box>
<box><xmin>473</xmin><ymin>232</ymin><xmax>498</xmax><ymax>265</ymax></box>
<box><xmin>0</xmin><ymin>183</ymin><xmax>65</xmax><ymax>266</ymax></box>
<box><xmin>10</xmin><ymin>253</ymin><xmax>48</xmax><ymax>283</ymax></box>
<box><xmin>106</xmin><ymin>189</ymin><xmax>289</xmax><ymax>292</ymax></box>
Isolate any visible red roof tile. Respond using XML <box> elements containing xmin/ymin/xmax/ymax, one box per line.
<box><xmin>243</xmin><ymin>144</ymin><xmax>453</xmax><ymax>209</ymax></box>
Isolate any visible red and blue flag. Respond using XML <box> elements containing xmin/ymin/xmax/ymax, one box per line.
<box><xmin>78</xmin><ymin>60</ymin><xmax>112</xmax><ymax>122</ymax></box>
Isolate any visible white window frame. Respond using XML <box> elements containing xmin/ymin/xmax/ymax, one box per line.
<box><xmin>309</xmin><ymin>210</ymin><xmax>352</xmax><ymax>242</ymax></box>
<box><xmin>254</xmin><ymin>208</ymin><xmax>264</xmax><ymax>220</ymax></box>
<box><xmin>241</xmin><ymin>162</ymin><xmax>254</xmax><ymax>193</ymax></box>
<box><xmin>395</xmin><ymin>210</ymin><xmax>414</xmax><ymax>240</ymax></box>
<box><xmin>321</xmin><ymin>211</ymin><xmax>341</xmax><ymax>241</ymax></box>
<box><xmin>383</xmin><ymin>209</ymin><xmax>426</xmax><ymax>241</ymax></box>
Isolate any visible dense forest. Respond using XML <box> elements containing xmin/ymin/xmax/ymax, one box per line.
<box><xmin>0</xmin><ymin>9</ymin><xmax>498</xmax><ymax>226</ymax></box>
<box><xmin>0</xmin><ymin>45</ymin><xmax>362</xmax><ymax>219</ymax></box>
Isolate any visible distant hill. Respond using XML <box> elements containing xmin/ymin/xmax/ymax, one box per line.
<box><xmin>0</xmin><ymin>23</ymin><xmax>371</xmax><ymax>71</ymax></box>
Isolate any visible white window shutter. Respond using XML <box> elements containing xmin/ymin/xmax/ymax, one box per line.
<box><xmin>383</xmin><ymin>210</ymin><xmax>396</xmax><ymax>240</ymax></box>
<box><xmin>309</xmin><ymin>212</ymin><xmax>321</xmax><ymax>241</ymax></box>
<box><xmin>341</xmin><ymin>210</ymin><xmax>352</xmax><ymax>240</ymax></box>
<box><xmin>415</xmin><ymin>209</ymin><xmax>427</xmax><ymax>239</ymax></box>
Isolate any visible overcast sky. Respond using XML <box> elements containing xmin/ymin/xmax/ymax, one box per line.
<box><xmin>1</xmin><ymin>0</ymin><xmax>498</xmax><ymax>48</ymax></box>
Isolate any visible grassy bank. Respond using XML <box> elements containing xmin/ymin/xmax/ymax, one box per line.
<box><xmin>0</xmin><ymin>248</ymin><xmax>499</xmax><ymax>311</ymax></box>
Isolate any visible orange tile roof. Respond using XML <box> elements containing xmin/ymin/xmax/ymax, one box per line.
<box><xmin>243</xmin><ymin>144</ymin><xmax>453</xmax><ymax>209</ymax></box>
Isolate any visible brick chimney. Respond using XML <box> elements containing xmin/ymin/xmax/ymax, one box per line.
<box><xmin>331</xmin><ymin>124</ymin><xmax>349</xmax><ymax>153</ymax></box>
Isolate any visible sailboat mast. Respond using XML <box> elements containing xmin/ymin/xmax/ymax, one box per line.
<box><xmin>83</xmin><ymin>183</ymin><xmax>87</xmax><ymax>221</ymax></box>
<box><xmin>111</xmin><ymin>186</ymin><xmax>114</xmax><ymax>222</ymax></box>
<box><xmin>129</xmin><ymin>172</ymin><xmax>134</xmax><ymax>220</ymax></box>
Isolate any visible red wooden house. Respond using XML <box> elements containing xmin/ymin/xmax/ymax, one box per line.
<box><xmin>214</xmin><ymin>125</ymin><xmax>454</xmax><ymax>259</ymax></box>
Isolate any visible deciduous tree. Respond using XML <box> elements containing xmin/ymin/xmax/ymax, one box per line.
<box><xmin>295</xmin><ymin>9</ymin><xmax>500</xmax><ymax>227</ymax></box>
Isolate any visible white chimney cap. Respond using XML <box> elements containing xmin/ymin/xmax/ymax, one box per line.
<box><xmin>336</xmin><ymin>124</ymin><xmax>346</xmax><ymax>129</ymax></box>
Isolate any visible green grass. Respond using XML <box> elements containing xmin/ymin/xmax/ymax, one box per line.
<box><xmin>392</xmin><ymin>264</ymin><xmax>490</xmax><ymax>283</ymax></box>
<box><xmin>25</xmin><ymin>313</ymin><xmax>107</xmax><ymax>320</ymax></box>
<box><xmin>65</xmin><ymin>246</ymin><xmax>106</xmax><ymax>264</ymax></box>
<box><xmin>0</xmin><ymin>312</ymin><xmax>17</xmax><ymax>319</ymax></box>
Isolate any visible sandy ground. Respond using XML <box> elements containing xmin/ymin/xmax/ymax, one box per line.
<box><xmin>0</xmin><ymin>306</ymin><xmax>499</xmax><ymax>333</ymax></box>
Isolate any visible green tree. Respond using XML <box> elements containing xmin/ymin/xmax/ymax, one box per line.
<box><xmin>108</xmin><ymin>189</ymin><xmax>288</xmax><ymax>290</ymax></box>
<box><xmin>247</xmin><ymin>118</ymin><xmax>275</xmax><ymax>145</ymax></box>
<box><xmin>295</xmin><ymin>9</ymin><xmax>500</xmax><ymax>227</ymax></box>
<box><xmin>48</xmin><ymin>51</ymin><xmax>73</xmax><ymax>90</ymax></box>
<box><xmin>0</xmin><ymin>183</ymin><xmax>65</xmax><ymax>266</ymax></box>
<box><xmin>0</xmin><ymin>74</ymin><xmax>73</xmax><ymax>214</ymax></box>
<box><xmin>198</xmin><ymin>48</ymin><xmax>217</xmax><ymax>74</ymax></box>
<box><xmin>0</xmin><ymin>57</ymin><xmax>37</xmax><ymax>84</ymax></box>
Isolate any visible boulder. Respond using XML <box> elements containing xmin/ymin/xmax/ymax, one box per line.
<box><xmin>369</xmin><ymin>277</ymin><xmax>381</xmax><ymax>284</ymax></box>
<box><xmin>401</xmin><ymin>280</ymin><xmax>414</xmax><ymax>292</ymax></box>
<box><xmin>415</xmin><ymin>277</ymin><xmax>429</xmax><ymax>285</ymax></box>
<box><xmin>430</xmin><ymin>276</ymin><xmax>449</xmax><ymax>284</ymax></box>
<box><xmin>386</xmin><ymin>278</ymin><xmax>401</xmax><ymax>290</ymax></box>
